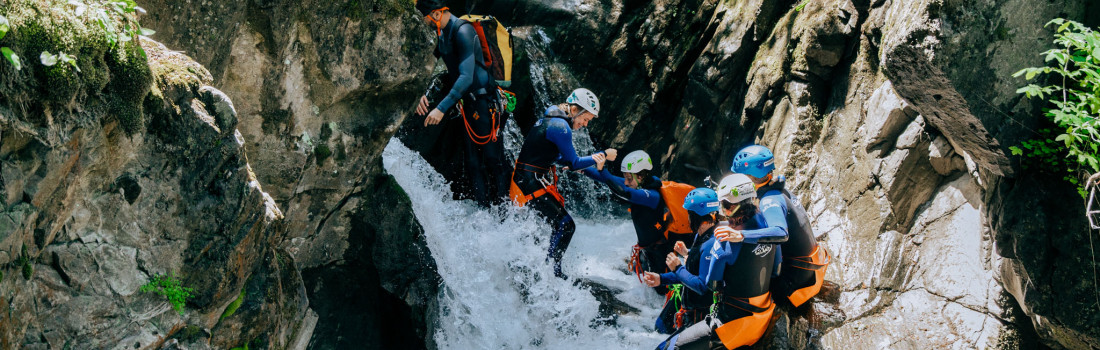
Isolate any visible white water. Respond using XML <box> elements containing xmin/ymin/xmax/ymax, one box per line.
<box><xmin>383</xmin><ymin>139</ymin><xmax>667</xmax><ymax>349</ymax></box>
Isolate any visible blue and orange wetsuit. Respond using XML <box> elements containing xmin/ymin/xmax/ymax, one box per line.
<box><xmin>656</xmin><ymin>213</ymin><xmax>786</xmax><ymax>350</ymax></box>
<box><xmin>510</xmin><ymin>106</ymin><xmax>604</xmax><ymax>278</ymax></box>
<box><xmin>433</xmin><ymin>15</ymin><xmax>508</xmax><ymax>207</ymax></box>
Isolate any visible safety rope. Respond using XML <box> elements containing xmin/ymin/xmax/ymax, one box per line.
<box><xmin>628</xmin><ymin>245</ymin><xmax>645</xmax><ymax>284</ymax></box>
<box><xmin>457</xmin><ymin>100</ymin><xmax>499</xmax><ymax>145</ymax></box>
<box><xmin>666</xmin><ymin>284</ymin><xmax>683</xmax><ymax>312</ymax></box>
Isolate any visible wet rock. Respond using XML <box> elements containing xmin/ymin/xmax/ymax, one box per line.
<box><xmin>862</xmin><ymin>81</ymin><xmax>918</xmax><ymax>150</ymax></box>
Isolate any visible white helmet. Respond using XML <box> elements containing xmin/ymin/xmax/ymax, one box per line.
<box><xmin>716</xmin><ymin>174</ymin><xmax>756</xmax><ymax>204</ymax></box>
<box><xmin>621</xmin><ymin>150</ymin><xmax>653</xmax><ymax>174</ymax></box>
<box><xmin>566</xmin><ymin>88</ymin><xmax>600</xmax><ymax>117</ymax></box>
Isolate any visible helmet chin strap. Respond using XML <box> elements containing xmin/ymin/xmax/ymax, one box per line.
<box><xmin>428</xmin><ymin>8</ymin><xmax>449</xmax><ymax>36</ymax></box>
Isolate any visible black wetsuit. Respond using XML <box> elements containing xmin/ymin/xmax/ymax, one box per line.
<box><xmin>581</xmin><ymin>168</ymin><xmax>678</xmax><ymax>292</ymax></box>
<box><xmin>512</xmin><ymin>106</ymin><xmax>601</xmax><ymax>278</ymax></box>
<box><xmin>435</xmin><ymin>16</ymin><xmax>508</xmax><ymax>207</ymax></box>
<box><xmin>755</xmin><ymin>176</ymin><xmax>818</xmax><ymax>301</ymax></box>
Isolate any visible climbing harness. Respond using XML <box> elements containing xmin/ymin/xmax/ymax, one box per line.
<box><xmin>665</xmin><ymin>284</ymin><xmax>684</xmax><ymax>314</ymax></box>
<box><xmin>457</xmin><ymin>99</ymin><xmax>500</xmax><ymax>145</ymax></box>
<box><xmin>509</xmin><ymin>161</ymin><xmax>564</xmax><ymax>206</ymax></box>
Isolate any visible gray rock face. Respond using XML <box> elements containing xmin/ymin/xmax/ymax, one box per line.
<box><xmin>139</xmin><ymin>0</ymin><xmax>443</xmax><ymax>348</ymax></box>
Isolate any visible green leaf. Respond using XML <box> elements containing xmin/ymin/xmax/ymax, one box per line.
<box><xmin>1010</xmin><ymin>146</ymin><xmax>1023</xmax><ymax>156</ymax></box>
<box><xmin>2</xmin><ymin>47</ymin><xmax>21</xmax><ymax>71</ymax></box>
<box><xmin>39</xmin><ymin>51</ymin><xmax>57</xmax><ymax>66</ymax></box>
<box><xmin>0</xmin><ymin>15</ymin><xmax>9</xmax><ymax>40</ymax></box>
<box><xmin>1026</xmin><ymin>69</ymin><xmax>1039</xmax><ymax>80</ymax></box>
<box><xmin>140</xmin><ymin>27</ymin><xmax>155</xmax><ymax>36</ymax></box>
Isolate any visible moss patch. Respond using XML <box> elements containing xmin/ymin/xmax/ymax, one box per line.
<box><xmin>220</xmin><ymin>286</ymin><xmax>247</xmax><ymax>320</ymax></box>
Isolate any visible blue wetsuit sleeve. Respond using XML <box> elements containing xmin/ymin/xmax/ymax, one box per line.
<box><xmin>545</xmin><ymin>119</ymin><xmax>598</xmax><ymax>169</ymax></box>
<box><xmin>659</xmin><ymin>272</ymin><xmax>681</xmax><ymax>286</ymax></box>
<box><xmin>705</xmin><ymin>240</ymin><xmax>741</xmax><ymax>285</ymax></box>
<box><xmin>672</xmin><ymin>265</ymin><xmax>708</xmax><ymax>294</ymax></box>
<box><xmin>584</xmin><ymin>169</ymin><xmax>662</xmax><ymax>208</ymax></box>
<box><xmin>740</xmin><ymin>191</ymin><xmax>790</xmax><ymax>244</ymax></box>
<box><xmin>435</xmin><ymin>24</ymin><xmax>478</xmax><ymax>113</ymax></box>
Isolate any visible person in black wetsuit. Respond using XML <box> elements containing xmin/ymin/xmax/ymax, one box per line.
<box><xmin>581</xmin><ymin>150</ymin><xmax>691</xmax><ymax>296</ymax></box>
<box><xmin>651</xmin><ymin>174</ymin><xmax>787</xmax><ymax>350</ymax></box>
<box><xmin>415</xmin><ymin>0</ymin><xmax>509</xmax><ymax>207</ymax></box>
<box><xmin>732</xmin><ymin>145</ymin><xmax>830</xmax><ymax>308</ymax></box>
<box><xmin>509</xmin><ymin>88</ymin><xmax>616</xmax><ymax>279</ymax></box>
<box><xmin>641</xmin><ymin>188</ymin><xmax>721</xmax><ymax>334</ymax></box>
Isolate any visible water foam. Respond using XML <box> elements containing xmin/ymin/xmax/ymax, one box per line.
<box><xmin>383</xmin><ymin>139</ymin><xmax>666</xmax><ymax>349</ymax></box>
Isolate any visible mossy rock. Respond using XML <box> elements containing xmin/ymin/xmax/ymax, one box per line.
<box><xmin>0</xmin><ymin>0</ymin><xmax>153</xmax><ymax>134</ymax></box>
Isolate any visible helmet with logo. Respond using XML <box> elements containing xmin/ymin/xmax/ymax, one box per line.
<box><xmin>683</xmin><ymin>188</ymin><xmax>720</xmax><ymax>216</ymax></box>
<box><xmin>620</xmin><ymin>150</ymin><xmax>653</xmax><ymax>174</ymax></box>
<box><xmin>716</xmin><ymin>174</ymin><xmax>757</xmax><ymax>205</ymax></box>
<box><xmin>566</xmin><ymin>88</ymin><xmax>600</xmax><ymax>117</ymax></box>
<box><xmin>731</xmin><ymin>145</ymin><xmax>775</xmax><ymax>179</ymax></box>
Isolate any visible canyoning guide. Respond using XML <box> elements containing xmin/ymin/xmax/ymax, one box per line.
<box><xmin>732</xmin><ymin>145</ymin><xmax>830</xmax><ymax>308</ymax></box>
<box><xmin>581</xmin><ymin>150</ymin><xmax>697</xmax><ymax>297</ymax></box>
<box><xmin>648</xmin><ymin>174</ymin><xmax>787</xmax><ymax>349</ymax></box>
<box><xmin>510</xmin><ymin>88</ymin><xmax>616</xmax><ymax>279</ymax></box>
<box><xmin>415</xmin><ymin>0</ymin><xmax>509</xmax><ymax>207</ymax></box>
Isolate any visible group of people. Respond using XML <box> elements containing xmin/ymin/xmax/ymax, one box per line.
<box><xmin>413</xmin><ymin>2</ymin><xmax>830</xmax><ymax>349</ymax></box>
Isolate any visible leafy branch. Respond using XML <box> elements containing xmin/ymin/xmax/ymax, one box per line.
<box><xmin>1013</xmin><ymin>18</ymin><xmax>1100</xmax><ymax>197</ymax></box>
<box><xmin>140</xmin><ymin>273</ymin><xmax>194</xmax><ymax>315</ymax></box>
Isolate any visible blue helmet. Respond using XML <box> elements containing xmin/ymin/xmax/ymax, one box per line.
<box><xmin>683</xmin><ymin>188</ymin><xmax>720</xmax><ymax>216</ymax></box>
<box><xmin>731</xmin><ymin>145</ymin><xmax>775</xmax><ymax>178</ymax></box>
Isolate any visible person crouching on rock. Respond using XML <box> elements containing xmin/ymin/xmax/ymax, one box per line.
<box><xmin>580</xmin><ymin>150</ymin><xmax>698</xmax><ymax>297</ymax></box>
<box><xmin>509</xmin><ymin>88</ymin><xmax>616</xmax><ymax>279</ymax></box>
<box><xmin>638</xmin><ymin>188</ymin><xmax>721</xmax><ymax>334</ymax></box>
<box><xmin>650</xmin><ymin>174</ymin><xmax>787</xmax><ymax>350</ymax></box>
<box><xmin>731</xmin><ymin>145</ymin><xmax>830</xmax><ymax>308</ymax></box>
<box><xmin>414</xmin><ymin>0</ymin><xmax>509</xmax><ymax>207</ymax></box>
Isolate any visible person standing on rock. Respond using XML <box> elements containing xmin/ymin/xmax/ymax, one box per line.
<box><xmin>731</xmin><ymin>145</ymin><xmax>830</xmax><ymax>308</ymax></box>
<box><xmin>580</xmin><ymin>150</ymin><xmax>698</xmax><ymax>296</ymax></box>
<box><xmin>648</xmin><ymin>174</ymin><xmax>785</xmax><ymax>350</ymax></box>
<box><xmin>509</xmin><ymin>88</ymin><xmax>616</xmax><ymax>279</ymax></box>
<box><xmin>415</xmin><ymin>0</ymin><xmax>509</xmax><ymax>207</ymax></box>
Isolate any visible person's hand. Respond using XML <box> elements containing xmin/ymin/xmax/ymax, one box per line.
<box><xmin>714</xmin><ymin>226</ymin><xmax>744</xmax><ymax>243</ymax></box>
<box><xmin>416</xmin><ymin>95</ymin><xmax>430</xmax><ymax>116</ymax></box>
<box><xmin>642</xmin><ymin>272</ymin><xmax>661</xmax><ymax>287</ymax></box>
<box><xmin>674</xmin><ymin>241</ymin><xmax>688</xmax><ymax>256</ymax></box>
<box><xmin>592</xmin><ymin>152</ymin><xmax>607</xmax><ymax>170</ymax></box>
<box><xmin>604</xmin><ymin>148</ymin><xmax>618</xmax><ymax>161</ymax></box>
<box><xmin>424</xmin><ymin>108</ymin><xmax>445</xmax><ymax>126</ymax></box>
<box><xmin>665</xmin><ymin>252</ymin><xmax>681</xmax><ymax>270</ymax></box>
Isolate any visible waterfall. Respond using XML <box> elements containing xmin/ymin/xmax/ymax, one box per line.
<box><xmin>384</xmin><ymin>139</ymin><xmax>667</xmax><ymax>349</ymax></box>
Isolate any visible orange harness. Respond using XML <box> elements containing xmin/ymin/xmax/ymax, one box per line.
<box><xmin>713</xmin><ymin>293</ymin><xmax>775</xmax><ymax>349</ymax></box>
<box><xmin>784</xmin><ymin>245</ymin><xmax>830</xmax><ymax>307</ymax></box>
<box><xmin>508</xmin><ymin>161</ymin><xmax>564</xmax><ymax>206</ymax></box>
<box><xmin>457</xmin><ymin>100</ymin><xmax>499</xmax><ymax>145</ymax></box>
<box><xmin>628</xmin><ymin>244</ymin><xmax>646</xmax><ymax>283</ymax></box>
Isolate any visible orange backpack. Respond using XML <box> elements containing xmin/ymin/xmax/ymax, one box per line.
<box><xmin>657</xmin><ymin>181</ymin><xmax>695</xmax><ymax>237</ymax></box>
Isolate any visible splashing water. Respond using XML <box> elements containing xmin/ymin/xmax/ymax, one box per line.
<box><xmin>383</xmin><ymin>139</ymin><xmax>666</xmax><ymax>349</ymax></box>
